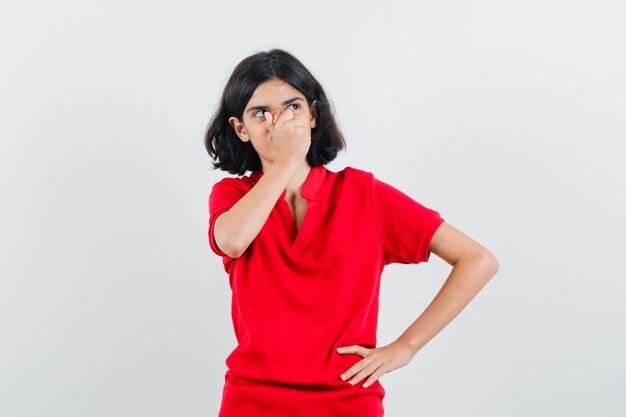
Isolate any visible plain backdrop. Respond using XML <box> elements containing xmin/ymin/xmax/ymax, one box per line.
<box><xmin>1</xmin><ymin>1</ymin><xmax>624</xmax><ymax>416</ymax></box>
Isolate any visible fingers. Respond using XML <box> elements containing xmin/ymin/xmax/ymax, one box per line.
<box><xmin>275</xmin><ymin>108</ymin><xmax>294</xmax><ymax>126</ymax></box>
<box><xmin>336</xmin><ymin>343</ymin><xmax>408</xmax><ymax>388</ymax></box>
<box><xmin>362</xmin><ymin>365</ymin><xmax>386</xmax><ymax>388</ymax></box>
<box><xmin>340</xmin><ymin>358</ymin><xmax>383</xmax><ymax>387</ymax></box>
<box><xmin>265</xmin><ymin>109</ymin><xmax>294</xmax><ymax>136</ymax></box>
<box><xmin>265</xmin><ymin>109</ymin><xmax>293</xmax><ymax>127</ymax></box>
<box><xmin>337</xmin><ymin>345</ymin><xmax>381</xmax><ymax>387</ymax></box>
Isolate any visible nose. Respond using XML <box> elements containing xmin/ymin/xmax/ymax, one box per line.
<box><xmin>270</xmin><ymin>110</ymin><xmax>283</xmax><ymax>123</ymax></box>
<box><xmin>266</xmin><ymin>107</ymin><xmax>290</xmax><ymax>124</ymax></box>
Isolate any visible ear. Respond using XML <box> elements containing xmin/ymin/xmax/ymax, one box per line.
<box><xmin>310</xmin><ymin>100</ymin><xmax>318</xmax><ymax>129</ymax></box>
<box><xmin>228</xmin><ymin>116</ymin><xmax>249</xmax><ymax>142</ymax></box>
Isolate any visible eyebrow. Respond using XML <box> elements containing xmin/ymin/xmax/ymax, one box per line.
<box><xmin>246</xmin><ymin>97</ymin><xmax>304</xmax><ymax>113</ymax></box>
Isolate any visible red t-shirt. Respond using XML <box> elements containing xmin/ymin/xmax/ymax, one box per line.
<box><xmin>209</xmin><ymin>165</ymin><xmax>445</xmax><ymax>416</ymax></box>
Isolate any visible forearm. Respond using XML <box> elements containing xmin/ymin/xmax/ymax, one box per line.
<box><xmin>215</xmin><ymin>160</ymin><xmax>300</xmax><ymax>257</ymax></box>
<box><xmin>395</xmin><ymin>255</ymin><xmax>499</xmax><ymax>355</ymax></box>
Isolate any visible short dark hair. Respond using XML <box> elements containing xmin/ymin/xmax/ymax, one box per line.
<box><xmin>204</xmin><ymin>48</ymin><xmax>346</xmax><ymax>176</ymax></box>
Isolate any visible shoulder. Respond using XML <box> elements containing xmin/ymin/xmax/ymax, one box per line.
<box><xmin>210</xmin><ymin>173</ymin><xmax>254</xmax><ymax>194</ymax></box>
<box><xmin>334</xmin><ymin>165</ymin><xmax>374</xmax><ymax>184</ymax></box>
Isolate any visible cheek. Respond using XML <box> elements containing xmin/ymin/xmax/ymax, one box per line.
<box><xmin>248</xmin><ymin>128</ymin><xmax>272</xmax><ymax>145</ymax></box>
<box><xmin>246</xmin><ymin>123</ymin><xmax>267</xmax><ymax>137</ymax></box>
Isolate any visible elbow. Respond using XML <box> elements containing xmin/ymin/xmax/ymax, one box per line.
<box><xmin>220</xmin><ymin>239</ymin><xmax>244</xmax><ymax>259</ymax></box>
<box><xmin>229</xmin><ymin>238</ymin><xmax>248</xmax><ymax>259</ymax></box>
<box><xmin>215</xmin><ymin>229</ymin><xmax>245</xmax><ymax>259</ymax></box>
<box><xmin>458</xmin><ymin>250</ymin><xmax>500</xmax><ymax>278</ymax></box>
<box><xmin>480</xmin><ymin>252</ymin><xmax>500</xmax><ymax>278</ymax></box>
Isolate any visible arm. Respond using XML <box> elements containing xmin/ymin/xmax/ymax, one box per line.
<box><xmin>394</xmin><ymin>221</ymin><xmax>500</xmax><ymax>354</ymax></box>
<box><xmin>214</xmin><ymin>160</ymin><xmax>300</xmax><ymax>258</ymax></box>
<box><xmin>336</xmin><ymin>221</ymin><xmax>500</xmax><ymax>388</ymax></box>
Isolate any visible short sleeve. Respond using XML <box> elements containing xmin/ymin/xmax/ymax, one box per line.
<box><xmin>208</xmin><ymin>177</ymin><xmax>247</xmax><ymax>267</ymax></box>
<box><xmin>369</xmin><ymin>173</ymin><xmax>445</xmax><ymax>265</ymax></box>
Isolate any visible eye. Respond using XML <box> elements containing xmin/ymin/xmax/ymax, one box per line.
<box><xmin>252</xmin><ymin>103</ymin><xmax>301</xmax><ymax>119</ymax></box>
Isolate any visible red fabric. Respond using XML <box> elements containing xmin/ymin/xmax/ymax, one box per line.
<box><xmin>208</xmin><ymin>165</ymin><xmax>445</xmax><ymax>416</ymax></box>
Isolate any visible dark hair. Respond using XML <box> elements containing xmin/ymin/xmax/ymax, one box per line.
<box><xmin>204</xmin><ymin>48</ymin><xmax>346</xmax><ymax>176</ymax></box>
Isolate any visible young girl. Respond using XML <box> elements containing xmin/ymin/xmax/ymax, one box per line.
<box><xmin>205</xmin><ymin>48</ymin><xmax>499</xmax><ymax>416</ymax></box>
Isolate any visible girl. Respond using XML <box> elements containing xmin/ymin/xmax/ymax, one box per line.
<box><xmin>205</xmin><ymin>48</ymin><xmax>499</xmax><ymax>417</ymax></box>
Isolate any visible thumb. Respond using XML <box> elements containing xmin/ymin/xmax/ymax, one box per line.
<box><xmin>336</xmin><ymin>346</ymin><xmax>354</xmax><ymax>353</ymax></box>
<box><xmin>337</xmin><ymin>345</ymin><xmax>369</xmax><ymax>356</ymax></box>
<box><xmin>264</xmin><ymin>111</ymin><xmax>275</xmax><ymax>134</ymax></box>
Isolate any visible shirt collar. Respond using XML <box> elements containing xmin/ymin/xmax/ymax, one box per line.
<box><xmin>250</xmin><ymin>165</ymin><xmax>327</xmax><ymax>200</ymax></box>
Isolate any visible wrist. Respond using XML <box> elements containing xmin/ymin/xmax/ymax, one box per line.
<box><xmin>272</xmin><ymin>158</ymin><xmax>303</xmax><ymax>173</ymax></box>
<box><xmin>395</xmin><ymin>336</ymin><xmax>424</xmax><ymax>356</ymax></box>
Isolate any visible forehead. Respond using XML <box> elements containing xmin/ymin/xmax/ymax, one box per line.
<box><xmin>245</xmin><ymin>79</ymin><xmax>304</xmax><ymax>107</ymax></box>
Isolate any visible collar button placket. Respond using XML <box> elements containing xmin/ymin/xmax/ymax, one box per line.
<box><xmin>250</xmin><ymin>166</ymin><xmax>327</xmax><ymax>252</ymax></box>
<box><xmin>294</xmin><ymin>198</ymin><xmax>317</xmax><ymax>250</ymax></box>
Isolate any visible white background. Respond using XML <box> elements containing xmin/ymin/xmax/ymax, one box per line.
<box><xmin>1</xmin><ymin>1</ymin><xmax>624</xmax><ymax>416</ymax></box>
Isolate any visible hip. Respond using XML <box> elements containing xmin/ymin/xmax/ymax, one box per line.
<box><xmin>218</xmin><ymin>370</ymin><xmax>386</xmax><ymax>417</ymax></box>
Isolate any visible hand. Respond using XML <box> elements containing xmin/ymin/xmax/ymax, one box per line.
<box><xmin>264</xmin><ymin>109</ymin><xmax>311</xmax><ymax>167</ymax></box>
<box><xmin>336</xmin><ymin>340</ymin><xmax>416</xmax><ymax>388</ymax></box>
